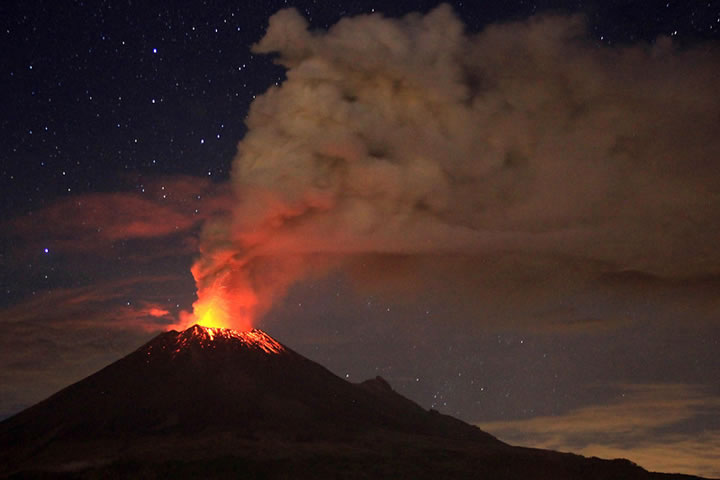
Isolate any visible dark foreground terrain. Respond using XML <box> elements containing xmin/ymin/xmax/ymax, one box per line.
<box><xmin>0</xmin><ymin>326</ymin><xmax>711</xmax><ymax>479</ymax></box>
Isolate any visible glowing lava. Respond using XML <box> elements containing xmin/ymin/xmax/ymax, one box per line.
<box><xmin>175</xmin><ymin>324</ymin><xmax>286</xmax><ymax>354</ymax></box>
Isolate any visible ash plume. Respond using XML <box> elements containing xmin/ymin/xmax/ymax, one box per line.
<box><xmin>189</xmin><ymin>5</ymin><xmax>720</xmax><ymax>328</ymax></box>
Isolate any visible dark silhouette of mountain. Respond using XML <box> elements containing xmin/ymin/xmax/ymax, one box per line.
<box><xmin>0</xmin><ymin>325</ymin><xmax>711</xmax><ymax>479</ymax></box>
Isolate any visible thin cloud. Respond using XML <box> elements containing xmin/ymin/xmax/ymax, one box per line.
<box><xmin>7</xmin><ymin>175</ymin><xmax>230</xmax><ymax>255</ymax></box>
<box><xmin>0</xmin><ymin>276</ymin><xmax>182</xmax><ymax>328</ymax></box>
<box><xmin>479</xmin><ymin>383</ymin><xmax>720</xmax><ymax>478</ymax></box>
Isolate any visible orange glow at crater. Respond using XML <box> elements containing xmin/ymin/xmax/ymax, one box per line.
<box><xmin>173</xmin><ymin>271</ymin><xmax>258</xmax><ymax>332</ymax></box>
<box><xmin>193</xmin><ymin>293</ymin><xmax>231</xmax><ymax>330</ymax></box>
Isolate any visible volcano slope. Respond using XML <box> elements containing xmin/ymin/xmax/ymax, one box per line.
<box><xmin>0</xmin><ymin>325</ymin><xmax>710</xmax><ymax>479</ymax></box>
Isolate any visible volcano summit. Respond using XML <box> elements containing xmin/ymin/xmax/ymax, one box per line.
<box><xmin>0</xmin><ymin>325</ymin><xmax>709</xmax><ymax>479</ymax></box>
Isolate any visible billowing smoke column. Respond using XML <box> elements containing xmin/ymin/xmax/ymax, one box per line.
<box><xmin>187</xmin><ymin>5</ymin><xmax>720</xmax><ymax>330</ymax></box>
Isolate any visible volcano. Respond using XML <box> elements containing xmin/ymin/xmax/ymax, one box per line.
<box><xmin>0</xmin><ymin>325</ymin><xmax>710</xmax><ymax>479</ymax></box>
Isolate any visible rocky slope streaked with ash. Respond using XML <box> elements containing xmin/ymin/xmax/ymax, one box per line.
<box><xmin>0</xmin><ymin>325</ymin><xmax>711</xmax><ymax>479</ymax></box>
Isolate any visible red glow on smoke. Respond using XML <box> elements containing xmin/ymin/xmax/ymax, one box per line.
<box><xmin>147</xmin><ymin>307</ymin><xmax>170</xmax><ymax>317</ymax></box>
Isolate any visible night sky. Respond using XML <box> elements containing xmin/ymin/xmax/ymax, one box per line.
<box><xmin>2</xmin><ymin>1</ymin><xmax>720</xmax><ymax>477</ymax></box>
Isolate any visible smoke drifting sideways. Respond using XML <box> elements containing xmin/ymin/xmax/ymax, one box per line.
<box><xmin>184</xmin><ymin>5</ymin><xmax>720</xmax><ymax>331</ymax></box>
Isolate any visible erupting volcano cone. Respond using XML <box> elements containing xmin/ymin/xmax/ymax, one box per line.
<box><xmin>0</xmin><ymin>325</ymin><xmax>708</xmax><ymax>479</ymax></box>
